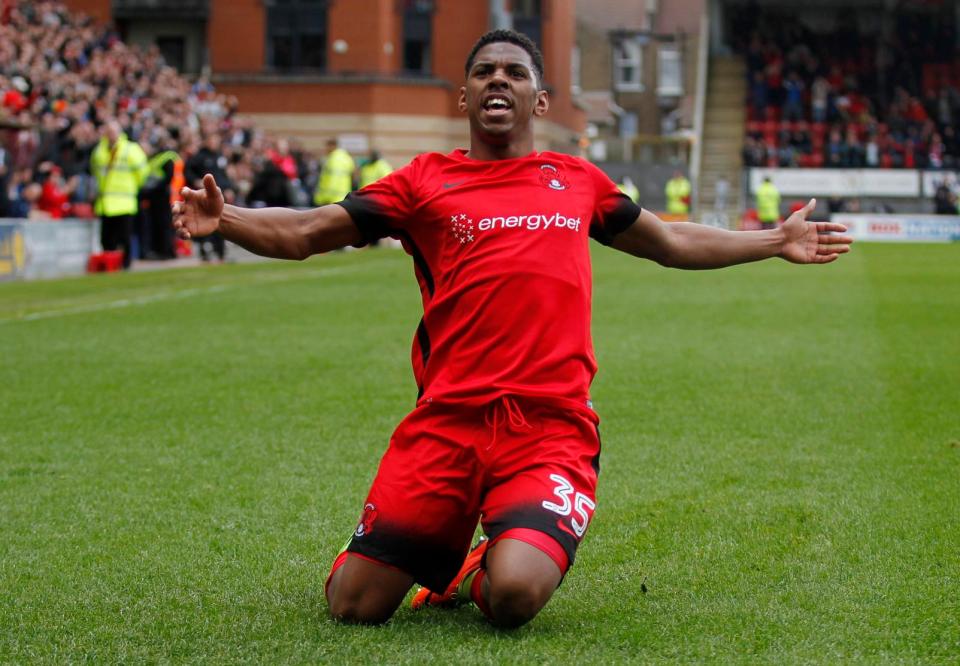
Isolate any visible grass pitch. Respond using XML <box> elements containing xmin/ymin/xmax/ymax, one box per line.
<box><xmin>1</xmin><ymin>243</ymin><xmax>958</xmax><ymax>662</ymax></box>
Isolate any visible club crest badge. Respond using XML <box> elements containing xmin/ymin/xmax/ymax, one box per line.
<box><xmin>539</xmin><ymin>164</ymin><xmax>569</xmax><ymax>191</ymax></box>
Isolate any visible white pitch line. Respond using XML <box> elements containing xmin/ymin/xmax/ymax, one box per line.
<box><xmin>1</xmin><ymin>262</ymin><xmax>379</xmax><ymax>324</ymax></box>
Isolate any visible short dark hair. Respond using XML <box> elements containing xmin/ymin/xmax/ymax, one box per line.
<box><xmin>464</xmin><ymin>29</ymin><xmax>545</xmax><ymax>88</ymax></box>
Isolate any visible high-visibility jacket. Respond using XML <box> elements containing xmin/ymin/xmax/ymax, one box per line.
<box><xmin>618</xmin><ymin>181</ymin><xmax>639</xmax><ymax>203</ymax></box>
<box><xmin>756</xmin><ymin>181</ymin><xmax>781</xmax><ymax>223</ymax></box>
<box><xmin>91</xmin><ymin>133</ymin><xmax>148</xmax><ymax>217</ymax></box>
<box><xmin>665</xmin><ymin>176</ymin><xmax>691</xmax><ymax>215</ymax></box>
<box><xmin>359</xmin><ymin>158</ymin><xmax>393</xmax><ymax>189</ymax></box>
<box><xmin>171</xmin><ymin>157</ymin><xmax>185</xmax><ymax>204</ymax></box>
<box><xmin>314</xmin><ymin>148</ymin><xmax>355</xmax><ymax>205</ymax></box>
<box><xmin>147</xmin><ymin>150</ymin><xmax>185</xmax><ymax>205</ymax></box>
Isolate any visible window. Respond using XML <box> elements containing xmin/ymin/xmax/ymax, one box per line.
<box><xmin>401</xmin><ymin>0</ymin><xmax>434</xmax><ymax>75</ymax></box>
<box><xmin>613</xmin><ymin>38</ymin><xmax>643</xmax><ymax>92</ymax></box>
<box><xmin>513</xmin><ymin>0</ymin><xmax>542</xmax><ymax>52</ymax></box>
<box><xmin>657</xmin><ymin>45</ymin><xmax>683</xmax><ymax>97</ymax></box>
<box><xmin>156</xmin><ymin>36</ymin><xmax>185</xmax><ymax>72</ymax></box>
<box><xmin>267</xmin><ymin>0</ymin><xmax>329</xmax><ymax>71</ymax></box>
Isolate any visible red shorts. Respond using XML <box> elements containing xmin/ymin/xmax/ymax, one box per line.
<box><xmin>346</xmin><ymin>396</ymin><xmax>601</xmax><ymax>591</ymax></box>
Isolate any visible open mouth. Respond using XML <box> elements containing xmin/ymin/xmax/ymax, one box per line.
<box><xmin>482</xmin><ymin>95</ymin><xmax>513</xmax><ymax>115</ymax></box>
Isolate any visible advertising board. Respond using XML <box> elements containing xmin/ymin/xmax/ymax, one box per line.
<box><xmin>832</xmin><ymin>213</ymin><xmax>960</xmax><ymax>242</ymax></box>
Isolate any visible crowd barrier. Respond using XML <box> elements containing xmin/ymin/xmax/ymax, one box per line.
<box><xmin>0</xmin><ymin>219</ymin><xmax>100</xmax><ymax>281</ymax></box>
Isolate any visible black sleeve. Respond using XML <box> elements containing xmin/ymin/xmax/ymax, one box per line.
<box><xmin>589</xmin><ymin>196</ymin><xmax>642</xmax><ymax>246</ymax></box>
<box><xmin>336</xmin><ymin>192</ymin><xmax>393</xmax><ymax>245</ymax></box>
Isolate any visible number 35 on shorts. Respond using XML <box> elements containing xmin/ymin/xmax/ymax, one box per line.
<box><xmin>541</xmin><ymin>473</ymin><xmax>596</xmax><ymax>538</ymax></box>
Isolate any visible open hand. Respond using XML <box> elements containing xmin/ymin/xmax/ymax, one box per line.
<box><xmin>779</xmin><ymin>198</ymin><xmax>854</xmax><ymax>264</ymax></box>
<box><xmin>172</xmin><ymin>173</ymin><xmax>224</xmax><ymax>239</ymax></box>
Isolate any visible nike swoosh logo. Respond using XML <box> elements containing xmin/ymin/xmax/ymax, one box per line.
<box><xmin>442</xmin><ymin>181</ymin><xmax>464</xmax><ymax>189</ymax></box>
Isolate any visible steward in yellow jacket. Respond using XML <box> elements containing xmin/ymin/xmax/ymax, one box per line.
<box><xmin>90</xmin><ymin>121</ymin><xmax>148</xmax><ymax>268</ymax></box>
<box><xmin>314</xmin><ymin>140</ymin><xmax>355</xmax><ymax>205</ymax></box>
<box><xmin>359</xmin><ymin>151</ymin><xmax>393</xmax><ymax>189</ymax></box>
<box><xmin>756</xmin><ymin>177</ymin><xmax>781</xmax><ymax>229</ymax></box>
<box><xmin>665</xmin><ymin>171</ymin><xmax>691</xmax><ymax>215</ymax></box>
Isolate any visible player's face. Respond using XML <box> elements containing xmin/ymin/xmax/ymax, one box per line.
<box><xmin>459</xmin><ymin>42</ymin><xmax>548</xmax><ymax>145</ymax></box>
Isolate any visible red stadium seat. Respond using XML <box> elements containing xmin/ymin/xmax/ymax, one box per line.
<box><xmin>87</xmin><ymin>251</ymin><xmax>124</xmax><ymax>273</ymax></box>
<box><xmin>762</xmin><ymin>121</ymin><xmax>778</xmax><ymax>143</ymax></box>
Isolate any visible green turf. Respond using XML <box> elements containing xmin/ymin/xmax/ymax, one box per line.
<box><xmin>1</xmin><ymin>243</ymin><xmax>958</xmax><ymax>663</ymax></box>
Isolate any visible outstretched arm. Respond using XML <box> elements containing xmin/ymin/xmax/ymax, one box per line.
<box><xmin>610</xmin><ymin>198</ymin><xmax>853</xmax><ymax>269</ymax></box>
<box><xmin>172</xmin><ymin>173</ymin><xmax>363</xmax><ymax>260</ymax></box>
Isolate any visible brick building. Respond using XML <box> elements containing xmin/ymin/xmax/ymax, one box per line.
<box><xmin>62</xmin><ymin>0</ymin><xmax>586</xmax><ymax>166</ymax></box>
<box><xmin>575</xmin><ymin>0</ymin><xmax>703</xmax><ymax>164</ymax></box>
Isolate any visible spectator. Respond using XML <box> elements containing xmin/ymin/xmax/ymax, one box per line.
<box><xmin>811</xmin><ymin>75</ymin><xmax>830</xmax><ymax>123</ymax></box>
<box><xmin>826</xmin><ymin>129</ymin><xmax>845</xmax><ymax>168</ymax></box>
<box><xmin>778</xmin><ymin>131</ymin><xmax>797</xmax><ymax>167</ymax></box>
<box><xmin>358</xmin><ymin>149</ymin><xmax>393</xmax><ymax>189</ymax></box>
<box><xmin>185</xmin><ymin>132</ymin><xmax>232</xmax><ymax>262</ymax></box>
<box><xmin>0</xmin><ymin>0</ymin><xmax>319</xmax><ymax>238</ymax></box>
<box><xmin>755</xmin><ymin>176</ymin><xmax>781</xmax><ymax>229</ymax></box>
<box><xmin>903</xmin><ymin>139</ymin><xmax>916</xmax><ymax>169</ymax></box>
<box><xmin>737</xmin><ymin>9</ymin><xmax>960</xmax><ymax>171</ymax></box>
<box><xmin>928</xmin><ymin>133</ymin><xmax>945</xmax><ymax>170</ymax></box>
<box><xmin>35</xmin><ymin>162</ymin><xmax>75</xmax><ymax>217</ymax></box>
<box><xmin>664</xmin><ymin>170</ymin><xmax>691</xmax><ymax>216</ymax></box>
<box><xmin>248</xmin><ymin>157</ymin><xmax>292</xmax><ymax>208</ymax></box>
<box><xmin>843</xmin><ymin>126</ymin><xmax>864</xmax><ymax>167</ymax></box>
<box><xmin>782</xmin><ymin>72</ymin><xmax>805</xmax><ymax>121</ymax></box>
<box><xmin>750</xmin><ymin>72</ymin><xmax>768</xmax><ymax>120</ymax></box>
<box><xmin>742</xmin><ymin>136</ymin><xmax>766</xmax><ymax>168</ymax></box>
<box><xmin>934</xmin><ymin>181</ymin><xmax>957</xmax><ymax>215</ymax></box>
<box><xmin>140</xmin><ymin>139</ymin><xmax>182</xmax><ymax>259</ymax></box>
<box><xmin>864</xmin><ymin>133</ymin><xmax>880</xmax><ymax>168</ymax></box>
<box><xmin>790</xmin><ymin>129</ymin><xmax>811</xmax><ymax>155</ymax></box>
<box><xmin>313</xmin><ymin>138</ymin><xmax>355</xmax><ymax>206</ymax></box>
<box><xmin>268</xmin><ymin>138</ymin><xmax>298</xmax><ymax>181</ymax></box>
<box><xmin>714</xmin><ymin>175</ymin><xmax>730</xmax><ymax>214</ymax></box>
<box><xmin>90</xmin><ymin>118</ymin><xmax>147</xmax><ymax>269</ymax></box>
<box><xmin>0</xmin><ymin>141</ymin><xmax>10</xmax><ymax>217</ymax></box>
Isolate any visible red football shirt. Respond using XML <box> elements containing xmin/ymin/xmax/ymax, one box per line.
<box><xmin>338</xmin><ymin>149</ymin><xmax>640</xmax><ymax>410</ymax></box>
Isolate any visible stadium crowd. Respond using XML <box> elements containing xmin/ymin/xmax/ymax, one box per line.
<box><xmin>736</xmin><ymin>7</ymin><xmax>960</xmax><ymax>170</ymax></box>
<box><xmin>0</xmin><ymin>0</ymin><xmax>343</xmax><ymax>262</ymax></box>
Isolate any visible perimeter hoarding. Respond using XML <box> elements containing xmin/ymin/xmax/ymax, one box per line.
<box><xmin>832</xmin><ymin>214</ymin><xmax>960</xmax><ymax>242</ymax></box>
<box><xmin>0</xmin><ymin>219</ymin><xmax>99</xmax><ymax>281</ymax></box>
<box><xmin>749</xmin><ymin>169</ymin><xmax>921</xmax><ymax>197</ymax></box>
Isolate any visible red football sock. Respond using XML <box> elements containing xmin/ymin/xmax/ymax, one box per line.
<box><xmin>466</xmin><ymin>568</ymin><xmax>493</xmax><ymax>619</ymax></box>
